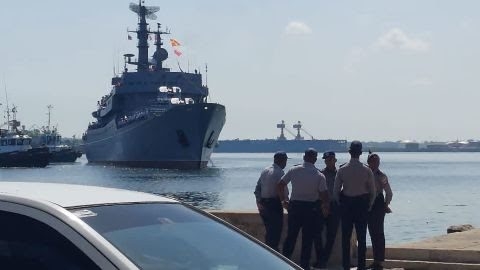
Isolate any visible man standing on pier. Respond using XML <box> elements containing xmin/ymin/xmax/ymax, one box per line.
<box><xmin>313</xmin><ymin>151</ymin><xmax>341</xmax><ymax>269</ymax></box>
<box><xmin>278</xmin><ymin>148</ymin><xmax>330</xmax><ymax>269</ymax></box>
<box><xmin>254</xmin><ymin>151</ymin><xmax>289</xmax><ymax>251</ymax></box>
<box><xmin>334</xmin><ymin>141</ymin><xmax>376</xmax><ymax>270</ymax></box>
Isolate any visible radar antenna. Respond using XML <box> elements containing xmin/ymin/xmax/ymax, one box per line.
<box><xmin>127</xmin><ymin>1</ymin><xmax>160</xmax><ymax>72</ymax></box>
<box><xmin>129</xmin><ymin>2</ymin><xmax>160</xmax><ymax>20</ymax></box>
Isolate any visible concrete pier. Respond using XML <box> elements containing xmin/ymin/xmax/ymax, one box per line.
<box><xmin>371</xmin><ymin>228</ymin><xmax>480</xmax><ymax>269</ymax></box>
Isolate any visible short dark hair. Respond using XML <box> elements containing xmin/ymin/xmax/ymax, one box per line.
<box><xmin>367</xmin><ymin>151</ymin><xmax>379</xmax><ymax>162</ymax></box>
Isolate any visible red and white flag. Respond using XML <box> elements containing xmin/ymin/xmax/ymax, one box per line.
<box><xmin>174</xmin><ymin>49</ymin><xmax>182</xmax><ymax>56</ymax></box>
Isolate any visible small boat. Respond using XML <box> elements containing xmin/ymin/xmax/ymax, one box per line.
<box><xmin>30</xmin><ymin>105</ymin><xmax>82</xmax><ymax>163</ymax></box>
<box><xmin>0</xmin><ymin>112</ymin><xmax>50</xmax><ymax>168</ymax></box>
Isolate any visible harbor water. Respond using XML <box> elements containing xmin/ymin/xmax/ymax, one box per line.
<box><xmin>1</xmin><ymin>152</ymin><xmax>479</xmax><ymax>244</ymax></box>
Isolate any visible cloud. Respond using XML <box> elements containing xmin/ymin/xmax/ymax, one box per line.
<box><xmin>411</xmin><ymin>77</ymin><xmax>433</xmax><ymax>86</ymax></box>
<box><xmin>284</xmin><ymin>21</ymin><xmax>312</xmax><ymax>35</ymax></box>
<box><xmin>375</xmin><ymin>28</ymin><xmax>430</xmax><ymax>52</ymax></box>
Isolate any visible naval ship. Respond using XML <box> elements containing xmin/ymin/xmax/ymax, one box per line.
<box><xmin>215</xmin><ymin>121</ymin><xmax>347</xmax><ymax>153</ymax></box>
<box><xmin>82</xmin><ymin>1</ymin><xmax>226</xmax><ymax>169</ymax></box>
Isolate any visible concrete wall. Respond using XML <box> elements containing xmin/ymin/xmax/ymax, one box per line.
<box><xmin>210</xmin><ymin>210</ymin><xmax>353</xmax><ymax>268</ymax></box>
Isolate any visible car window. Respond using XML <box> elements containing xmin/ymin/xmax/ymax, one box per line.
<box><xmin>0</xmin><ymin>210</ymin><xmax>101</xmax><ymax>270</ymax></box>
<box><xmin>72</xmin><ymin>203</ymin><xmax>299</xmax><ymax>270</ymax></box>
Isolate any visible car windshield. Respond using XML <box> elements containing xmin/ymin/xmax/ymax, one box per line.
<box><xmin>71</xmin><ymin>203</ymin><xmax>298</xmax><ymax>270</ymax></box>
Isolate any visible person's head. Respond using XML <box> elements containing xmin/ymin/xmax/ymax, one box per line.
<box><xmin>273</xmin><ymin>151</ymin><xmax>288</xmax><ymax>169</ymax></box>
<box><xmin>367</xmin><ymin>151</ymin><xmax>380</xmax><ymax>171</ymax></box>
<box><xmin>348</xmin><ymin>140</ymin><xmax>362</xmax><ymax>158</ymax></box>
<box><xmin>303</xmin><ymin>148</ymin><xmax>318</xmax><ymax>164</ymax></box>
<box><xmin>322</xmin><ymin>151</ymin><xmax>337</xmax><ymax>169</ymax></box>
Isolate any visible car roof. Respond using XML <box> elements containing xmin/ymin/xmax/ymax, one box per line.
<box><xmin>0</xmin><ymin>182</ymin><xmax>176</xmax><ymax>208</ymax></box>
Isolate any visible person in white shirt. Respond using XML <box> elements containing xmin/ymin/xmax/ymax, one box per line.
<box><xmin>333</xmin><ymin>141</ymin><xmax>376</xmax><ymax>270</ymax></box>
<box><xmin>254</xmin><ymin>151</ymin><xmax>289</xmax><ymax>251</ymax></box>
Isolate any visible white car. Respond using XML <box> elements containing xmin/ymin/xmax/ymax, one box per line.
<box><xmin>0</xmin><ymin>182</ymin><xmax>300</xmax><ymax>270</ymax></box>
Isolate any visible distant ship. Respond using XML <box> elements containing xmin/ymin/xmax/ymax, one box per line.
<box><xmin>30</xmin><ymin>105</ymin><xmax>82</xmax><ymax>163</ymax></box>
<box><xmin>215</xmin><ymin>121</ymin><xmax>347</xmax><ymax>153</ymax></box>
<box><xmin>82</xmin><ymin>1</ymin><xmax>225</xmax><ymax>169</ymax></box>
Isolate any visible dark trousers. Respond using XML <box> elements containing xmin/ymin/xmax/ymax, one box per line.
<box><xmin>314</xmin><ymin>202</ymin><xmax>340</xmax><ymax>267</ymax></box>
<box><xmin>259</xmin><ymin>198</ymin><xmax>284</xmax><ymax>251</ymax></box>
<box><xmin>368</xmin><ymin>194</ymin><xmax>386</xmax><ymax>262</ymax></box>
<box><xmin>340</xmin><ymin>194</ymin><xmax>370</xmax><ymax>270</ymax></box>
<box><xmin>282</xmin><ymin>200</ymin><xmax>320</xmax><ymax>269</ymax></box>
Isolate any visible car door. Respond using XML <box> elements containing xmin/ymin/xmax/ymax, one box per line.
<box><xmin>0</xmin><ymin>201</ymin><xmax>119</xmax><ymax>270</ymax></box>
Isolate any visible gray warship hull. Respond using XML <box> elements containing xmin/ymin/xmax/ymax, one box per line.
<box><xmin>84</xmin><ymin>103</ymin><xmax>225</xmax><ymax>169</ymax></box>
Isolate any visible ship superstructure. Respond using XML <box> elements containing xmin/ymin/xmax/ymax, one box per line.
<box><xmin>82</xmin><ymin>1</ymin><xmax>225</xmax><ymax>169</ymax></box>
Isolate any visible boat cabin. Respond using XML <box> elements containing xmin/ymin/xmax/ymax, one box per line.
<box><xmin>0</xmin><ymin>133</ymin><xmax>33</xmax><ymax>154</ymax></box>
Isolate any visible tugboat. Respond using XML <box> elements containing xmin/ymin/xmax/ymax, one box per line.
<box><xmin>82</xmin><ymin>1</ymin><xmax>225</xmax><ymax>169</ymax></box>
<box><xmin>0</xmin><ymin>106</ymin><xmax>50</xmax><ymax>168</ymax></box>
<box><xmin>30</xmin><ymin>105</ymin><xmax>82</xmax><ymax>163</ymax></box>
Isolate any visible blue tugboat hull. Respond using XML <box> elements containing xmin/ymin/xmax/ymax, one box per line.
<box><xmin>84</xmin><ymin>103</ymin><xmax>225</xmax><ymax>169</ymax></box>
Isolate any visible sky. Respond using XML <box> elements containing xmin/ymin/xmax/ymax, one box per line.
<box><xmin>0</xmin><ymin>1</ymin><xmax>479</xmax><ymax>142</ymax></box>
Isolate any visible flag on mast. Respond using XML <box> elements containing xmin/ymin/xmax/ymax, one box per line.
<box><xmin>170</xmin><ymin>38</ymin><xmax>181</xmax><ymax>47</ymax></box>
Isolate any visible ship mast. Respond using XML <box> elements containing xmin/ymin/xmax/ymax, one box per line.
<box><xmin>277</xmin><ymin>120</ymin><xmax>287</xmax><ymax>140</ymax></box>
<box><xmin>3</xmin><ymin>83</ymin><xmax>11</xmax><ymax>132</ymax></box>
<box><xmin>47</xmin><ymin>105</ymin><xmax>53</xmax><ymax>131</ymax></box>
<box><xmin>151</xmin><ymin>23</ymin><xmax>170</xmax><ymax>71</ymax></box>
<box><xmin>293</xmin><ymin>121</ymin><xmax>304</xmax><ymax>140</ymax></box>
<box><xmin>127</xmin><ymin>1</ymin><xmax>160</xmax><ymax>72</ymax></box>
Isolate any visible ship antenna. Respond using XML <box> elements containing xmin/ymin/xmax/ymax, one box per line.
<box><xmin>47</xmin><ymin>105</ymin><xmax>53</xmax><ymax>131</ymax></box>
<box><xmin>3</xmin><ymin>80</ymin><xmax>10</xmax><ymax>130</ymax></box>
<box><xmin>177</xmin><ymin>59</ymin><xmax>184</xmax><ymax>72</ymax></box>
<box><xmin>205</xmin><ymin>63</ymin><xmax>208</xmax><ymax>87</ymax></box>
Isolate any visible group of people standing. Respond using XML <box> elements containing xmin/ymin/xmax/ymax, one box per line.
<box><xmin>254</xmin><ymin>141</ymin><xmax>393</xmax><ymax>270</ymax></box>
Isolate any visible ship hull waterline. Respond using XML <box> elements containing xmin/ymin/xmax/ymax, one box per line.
<box><xmin>83</xmin><ymin>103</ymin><xmax>226</xmax><ymax>169</ymax></box>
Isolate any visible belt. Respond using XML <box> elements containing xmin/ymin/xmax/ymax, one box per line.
<box><xmin>261</xmin><ymin>198</ymin><xmax>280</xmax><ymax>203</ymax></box>
<box><xmin>289</xmin><ymin>200</ymin><xmax>319</xmax><ymax>206</ymax></box>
